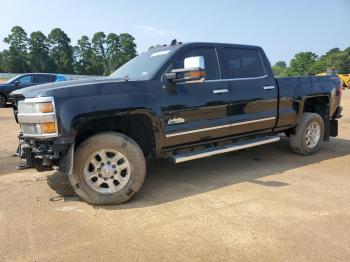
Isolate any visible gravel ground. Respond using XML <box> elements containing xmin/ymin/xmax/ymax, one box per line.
<box><xmin>0</xmin><ymin>91</ymin><xmax>349</xmax><ymax>262</ymax></box>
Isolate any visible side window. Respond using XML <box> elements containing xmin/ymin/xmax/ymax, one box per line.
<box><xmin>175</xmin><ymin>47</ymin><xmax>220</xmax><ymax>80</ymax></box>
<box><xmin>223</xmin><ymin>48</ymin><xmax>266</xmax><ymax>79</ymax></box>
<box><xmin>18</xmin><ymin>75</ymin><xmax>33</xmax><ymax>84</ymax></box>
<box><xmin>34</xmin><ymin>75</ymin><xmax>51</xmax><ymax>83</ymax></box>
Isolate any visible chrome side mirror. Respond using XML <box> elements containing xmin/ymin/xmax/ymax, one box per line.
<box><xmin>165</xmin><ymin>56</ymin><xmax>205</xmax><ymax>84</ymax></box>
<box><xmin>184</xmin><ymin>56</ymin><xmax>205</xmax><ymax>70</ymax></box>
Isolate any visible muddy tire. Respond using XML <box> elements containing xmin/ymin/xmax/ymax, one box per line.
<box><xmin>290</xmin><ymin>113</ymin><xmax>324</xmax><ymax>155</ymax></box>
<box><xmin>0</xmin><ymin>94</ymin><xmax>7</xmax><ymax>108</ymax></box>
<box><xmin>69</xmin><ymin>132</ymin><xmax>146</xmax><ymax>205</ymax></box>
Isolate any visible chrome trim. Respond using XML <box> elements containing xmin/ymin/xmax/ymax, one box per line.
<box><xmin>214</xmin><ymin>48</ymin><xmax>222</xmax><ymax>79</ymax></box>
<box><xmin>263</xmin><ymin>85</ymin><xmax>275</xmax><ymax>90</ymax></box>
<box><xmin>166</xmin><ymin>117</ymin><xmax>276</xmax><ymax>138</ymax></box>
<box><xmin>19</xmin><ymin>97</ymin><xmax>56</xmax><ymax>103</ymax></box>
<box><xmin>19</xmin><ymin>130</ymin><xmax>60</xmax><ymax>139</ymax></box>
<box><xmin>213</xmin><ymin>89</ymin><xmax>229</xmax><ymax>94</ymax></box>
<box><xmin>168</xmin><ymin>117</ymin><xmax>186</xmax><ymax>125</ymax></box>
<box><xmin>257</xmin><ymin>50</ymin><xmax>268</xmax><ymax>76</ymax></box>
<box><xmin>17</xmin><ymin>113</ymin><xmax>56</xmax><ymax>124</ymax></box>
<box><xmin>166</xmin><ymin>123</ymin><xmax>232</xmax><ymax>138</ymax></box>
<box><xmin>172</xmin><ymin>136</ymin><xmax>280</xmax><ymax>163</ymax></box>
<box><xmin>205</xmin><ymin>74</ymin><xmax>268</xmax><ymax>83</ymax></box>
<box><xmin>230</xmin><ymin>117</ymin><xmax>275</xmax><ymax>127</ymax></box>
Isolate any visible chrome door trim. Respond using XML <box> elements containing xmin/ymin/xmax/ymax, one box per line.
<box><xmin>263</xmin><ymin>85</ymin><xmax>275</xmax><ymax>90</ymax></box>
<box><xmin>213</xmin><ymin>89</ymin><xmax>229</xmax><ymax>94</ymax></box>
<box><xmin>166</xmin><ymin>123</ymin><xmax>232</xmax><ymax>138</ymax></box>
<box><xmin>205</xmin><ymin>74</ymin><xmax>268</xmax><ymax>83</ymax></box>
<box><xmin>230</xmin><ymin>117</ymin><xmax>275</xmax><ymax>127</ymax></box>
<box><xmin>214</xmin><ymin>48</ymin><xmax>222</xmax><ymax>78</ymax></box>
<box><xmin>165</xmin><ymin>117</ymin><xmax>276</xmax><ymax>138</ymax></box>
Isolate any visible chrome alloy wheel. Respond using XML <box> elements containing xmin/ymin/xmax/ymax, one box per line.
<box><xmin>305</xmin><ymin>121</ymin><xmax>321</xmax><ymax>149</ymax></box>
<box><xmin>83</xmin><ymin>149</ymin><xmax>131</xmax><ymax>194</ymax></box>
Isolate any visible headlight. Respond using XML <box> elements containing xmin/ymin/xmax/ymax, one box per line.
<box><xmin>18</xmin><ymin>101</ymin><xmax>54</xmax><ymax>114</ymax></box>
<box><xmin>17</xmin><ymin>97</ymin><xmax>58</xmax><ymax>138</ymax></box>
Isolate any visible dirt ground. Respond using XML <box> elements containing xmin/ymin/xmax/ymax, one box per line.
<box><xmin>0</xmin><ymin>91</ymin><xmax>349</xmax><ymax>262</ymax></box>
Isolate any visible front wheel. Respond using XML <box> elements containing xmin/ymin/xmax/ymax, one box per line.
<box><xmin>289</xmin><ymin>113</ymin><xmax>325</xmax><ymax>155</ymax></box>
<box><xmin>69</xmin><ymin>132</ymin><xmax>146</xmax><ymax>205</ymax></box>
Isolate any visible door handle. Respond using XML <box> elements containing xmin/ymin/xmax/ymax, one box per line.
<box><xmin>263</xmin><ymin>86</ymin><xmax>275</xmax><ymax>90</ymax></box>
<box><xmin>213</xmin><ymin>89</ymin><xmax>229</xmax><ymax>94</ymax></box>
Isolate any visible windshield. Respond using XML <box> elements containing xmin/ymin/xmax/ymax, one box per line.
<box><xmin>4</xmin><ymin>75</ymin><xmax>20</xmax><ymax>84</ymax></box>
<box><xmin>109</xmin><ymin>47</ymin><xmax>176</xmax><ymax>80</ymax></box>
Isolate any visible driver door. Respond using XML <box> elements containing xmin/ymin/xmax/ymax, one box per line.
<box><xmin>12</xmin><ymin>74</ymin><xmax>33</xmax><ymax>91</ymax></box>
<box><xmin>161</xmin><ymin>46</ymin><xmax>231</xmax><ymax>147</ymax></box>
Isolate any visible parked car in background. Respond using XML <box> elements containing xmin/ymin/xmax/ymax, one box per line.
<box><xmin>0</xmin><ymin>73</ymin><xmax>68</xmax><ymax>107</ymax></box>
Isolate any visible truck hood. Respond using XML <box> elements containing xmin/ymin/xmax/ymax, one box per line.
<box><xmin>10</xmin><ymin>78</ymin><xmax>126</xmax><ymax>98</ymax></box>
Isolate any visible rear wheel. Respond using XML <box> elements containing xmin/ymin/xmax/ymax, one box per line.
<box><xmin>69</xmin><ymin>132</ymin><xmax>146</xmax><ymax>205</ymax></box>
<box><xmin>0</xmin><ymin>94</ymin><xmax>7</xmax><ymax>108</ymax></box>
<box><xmin>290</xmin><ymin>113</ymin><xmax>324</xmax><ymax>155</ymax></box>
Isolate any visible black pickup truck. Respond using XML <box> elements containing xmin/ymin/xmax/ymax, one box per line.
<box><xmin>11</xmin><ymin>42</ymin><xmax>343</xmax><ymax>205</ymax></box>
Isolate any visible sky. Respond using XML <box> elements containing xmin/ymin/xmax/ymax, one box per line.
<box><xmin>0</xmin><ymin>0</ymin><xmax>349</xmax><ymax>64</ymax></box>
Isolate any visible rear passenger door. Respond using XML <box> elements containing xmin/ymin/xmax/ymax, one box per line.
<box><xmin>219</xmin><ymin>47</ymin><xmax>278</xmax><ymax>135</ymax></box>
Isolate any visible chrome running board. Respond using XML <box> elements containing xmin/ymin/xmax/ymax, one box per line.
<box><xmin>170</xmin><ymin>136</ymin><xmax>280</xmax><ymax>164</ymax></box>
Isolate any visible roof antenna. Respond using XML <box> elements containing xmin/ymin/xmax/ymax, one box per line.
<box><xmin>170</xmin><ymin>39</ymin><xmax>177</xmax><ymax>46</ymax></box>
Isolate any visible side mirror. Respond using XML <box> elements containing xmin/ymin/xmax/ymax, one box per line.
<box><xmin>165</xmin><ymin>56</ymin><xmax>205</xmax><ymax>84</ymax></box>
<box><xmin>14</xmin><ymin>80</ymin><xmax>20</xmax><ymax>86</ymax></box>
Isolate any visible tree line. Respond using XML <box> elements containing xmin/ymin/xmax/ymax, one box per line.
<box><xmin>0</xmin><ymin>26</ymin><xmax>137</xmax><ymax>75</ymax></box>
<box><xmin>1</xmin><ymin>26</ymin><xmax>349</xmax><ymax>77</ymax></box>
<box><xmin>272</xmin><ymin>47</ymin><xmax>350</xmax><ymax>77</ymax></box>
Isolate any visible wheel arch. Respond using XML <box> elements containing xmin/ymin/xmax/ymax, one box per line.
<box><xmin>71</xmin><ymin>110</ymin><xmax>161</xmax><ymax>157</ymax></box>
<box><xmin>298</xmin><ymin>95</ymin><xmax>330</xmax><ymax>140</ymax></box>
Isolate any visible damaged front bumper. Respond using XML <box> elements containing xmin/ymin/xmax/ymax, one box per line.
<box><xmin>14</xmin><ymin>96</ymin><xmax>74</xmax><ymax>175</ymax></box>
<box><xmin>18</xmin><ymin>133</ymin><xmax>74</xmax><ymax>175</ymax></box>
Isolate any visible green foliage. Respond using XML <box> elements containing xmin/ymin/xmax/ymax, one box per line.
<box><xmin>119</xmin><ymin>33</ymin><xmax>137</xmax><ymax>65</ymax></box>
<box><xmin>3</xmin><ymin>26</ymin><xmax>29</xmax><ymax>73</ymax></box>
<box><xmin>314</xmin><ymin>48</ymin><xmax>350</xmax><ymax>74</ymax></box>
<box><xmin>272</xmin><ymin>61</ymin><xmax>288</xmax><ymax>77</ymax></box>
<box><xmin>48</xmin><ymin>28</ymin><xmax>75</xmax><ymax>74</ymax></box>
<box><xmin>0</xmin><ymin>26</ymin><xmax>139</xmax><ymax>75</ymax></box>
<box><xmin>0</xmin><ymin>51</ymin><xmax>3</xmax><ymax>72</ymax></box>
<box><xmin>280</xmin><ymin>47</ymin><xmax>350</xmax><ymax>77</ymax></box>
<box><xmin>74</xmin><ymin>36</ymin><xmax>96</xmax><ymax>75</ymax></box>
<box><xmin>28</xmin><ymin>31</ymin><xmax>52</xmax><ymax>72</ymax></box>
<box><xmin>106</xmin><ymin>33</ymin><xmax>122</xmax><ymax>72</ymax></box>
<box><xmin>288</xmin><ymin>52</ymin><xmax>318</xmax><ymax>76</ymax></box>
<box><xmin>92</xmin><ymin>32</ymin><xmax>109</xmax><ymax>75</ymax></box>
<box><xmin>1</xmin><ymin>26</ymin><xmax>348</xmax><ymax>77</ymax></box>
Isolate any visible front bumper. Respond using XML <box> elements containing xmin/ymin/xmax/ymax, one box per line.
<box><xmin>18</xmin><ymin>134</ymin><xmax>73</xmax><ymax>173</ymax></box>
<box><xmin>7</xmin><ymin>95</ymin><xmax>16</xmax><ymax>105</ymax></box>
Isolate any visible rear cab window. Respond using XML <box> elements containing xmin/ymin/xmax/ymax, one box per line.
<box><xmin>222</xmin><ymin>48</ymin><xmax>266</xmax><ymax>79</ymax></box>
